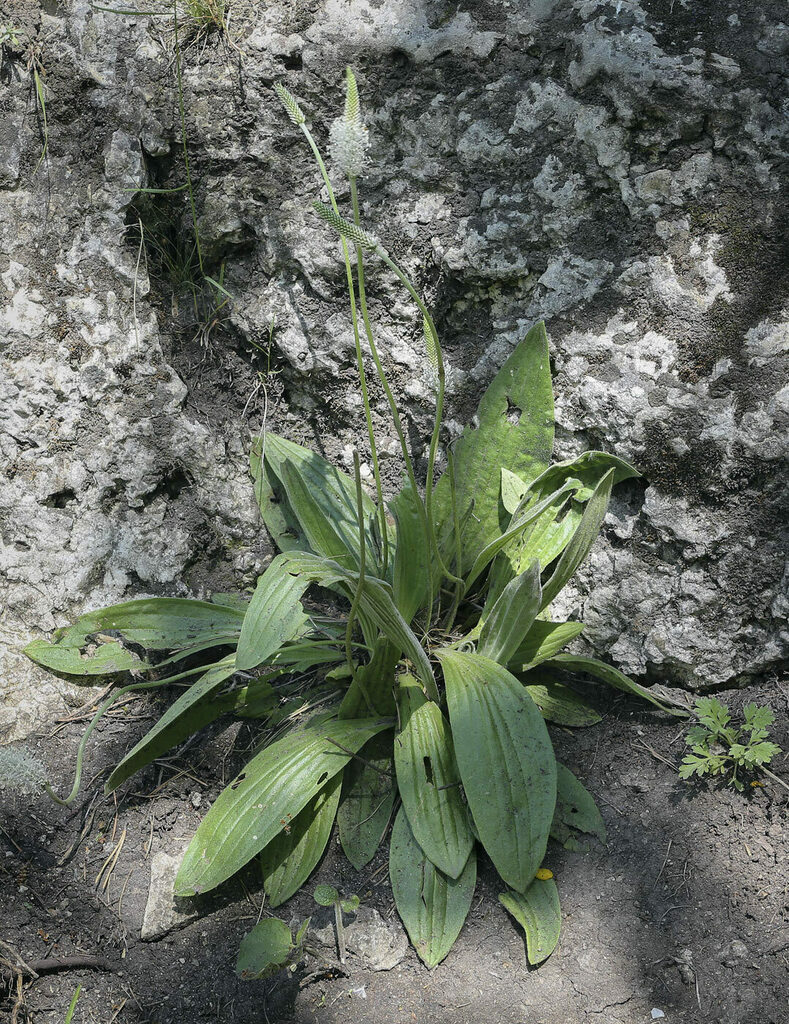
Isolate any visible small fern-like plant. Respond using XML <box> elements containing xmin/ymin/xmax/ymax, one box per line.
<box><xmin>23</xmin><ymin>69</ymin><xmax>687</xmax><ymax>970</ymax></box>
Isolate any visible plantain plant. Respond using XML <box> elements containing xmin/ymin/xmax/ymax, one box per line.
<box><xmin>24</xmin><ymin>69</ymin><xmax>686</xmax><ymax>970</ymax></box>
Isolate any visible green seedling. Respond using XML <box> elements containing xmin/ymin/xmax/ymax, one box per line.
<box><xmin>236</xmin><ymin>917</ymin><xmax>310</xmax><ymax>980</ymax></box>
<box><xmin>679</xmin><ymin>697</ymin><xmax>783</xmax><ymax>792</ymax></box>
<box><xmin>64</xmin><ymin>985</ymin><xmax>82</xmax><ymax>1024</ymax></box>
<box><xmin>313</xmin><ymin>885</ymin><xmax>360</xmax><ymax>963</ymax></box>
<box><xmin>25</xmin><ymin>68</ymin><xmax>689</xmax><ymax>971</ymax></box>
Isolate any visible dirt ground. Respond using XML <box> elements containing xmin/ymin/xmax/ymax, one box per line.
<box><xmin>1</xmin><ymin>677</ymin><xmax>787</xmax><ymax>1024</ymax></box>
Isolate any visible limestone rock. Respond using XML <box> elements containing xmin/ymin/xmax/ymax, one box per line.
<box><xmin>140</xmin><ymin>851</ymin><xmax>198</xmax><ymax>941</ymax></box>
<box><xmin>1</xmin><ymin>0</ymin><xmax>787</xmax><ymax>739</ymax></box>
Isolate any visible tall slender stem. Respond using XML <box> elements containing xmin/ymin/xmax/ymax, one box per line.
<box><xmin>345</xmin><ymin>451</ymin><xmax>375</xmax><ymax>714</ymax></box>
<box><xmin>350</xmin><ymin>179</ymin><xmax>437</xmax><ymax>623</ymax></box>
<box><xmin>300</xmin><ymin>129</ymin><xmax>388</xmax><ymax>576</ymax></box>
<box><xmin>374</xmin><ymin>248</ymin><xmax>463</xmax><ymax>590</ymax></box>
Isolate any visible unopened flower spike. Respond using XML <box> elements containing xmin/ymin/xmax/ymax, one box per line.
<box><xmin>343</xmin><ymin>67</ymin><xmax>361</xmax><ymax>127</ymax></box>
<box><xmin>329</xmin><ymin>66</ymin><xmax>369</xmax><ymax>177</ymax></box>
<box><xmin>313</xmin><ymin>200</ymin><xmax>380</xmax><ymax>252</ymax></box>
<box><xmin>423</xmin><ymin>315</ymin><xmax>438</xmax><ymax>368</ymax></box>
<box><xmin>274</xmin><ymin>83</ymin><xmax>306</xmax><ymax>126</ymax></box>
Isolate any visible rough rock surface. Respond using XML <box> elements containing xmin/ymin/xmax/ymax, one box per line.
<box><xmin>1</xmin><ymin>0</ymin><xmax>787</xmax><ymax>739</ymax></box>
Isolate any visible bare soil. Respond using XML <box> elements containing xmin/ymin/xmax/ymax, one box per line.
<box><xmin>2</xmin><ymin>680</ymin><xmax>787</xmax><ymax>1024</ymax></box>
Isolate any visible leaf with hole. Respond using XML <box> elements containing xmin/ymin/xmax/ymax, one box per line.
<box><xmin>261</xmin><ymin>774</ymin><xmax>341</xmax><ymax>907</ymax></box>
<box><xmin>551</xmin><ymin>763</ymin><xmax>606</xmax><ymax>851</ymax></box>
<box><xmin>175</xmin><ymin>715</ymin><xmax>390</xmax><ymax>896</ymax></box>
<box><xmin>394</xmin><ymin>674</ymin><xmax>473</xmax><ymax>878</ymax></box>
<box><xmin>433</xmin><ymin>322</ymin><xmax>554</xmax><ymax>566</ymax></box>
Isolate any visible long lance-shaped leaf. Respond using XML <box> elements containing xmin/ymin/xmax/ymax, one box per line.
<box><xmin>338</xmin><ymin>730</ymin><xmax>395</xmax><ymax>870</ymax></box>
<box><xmin>395</xmin><ymin>675</ymin><xmax>473</xmax><ymax>879</ymax></box>
<box><xmin>25</xmin><ymin>598</ymin><xmax>244</xmax><ymax>673</ymax></box>
<box><xmin>261</xmin><ymin>774</ymin><xmax>342</xmax><ymax>907</ymax></box>
<box><xmin>507</xmin><ymin>620</ymin><xmax>585</xmax><ymax>672</ymax></box>
<box><xmin>250</xmin><ymin>436</ymin><xmax>306</xmax><ymax>554</ymax></box>
<box><xmin>390</xmin><ymin>483</ymin><xmax>433</xmax><ymax>625</ymax></box>
<box><xmin>236</xmin><ymin>555</ymin><xmax>309</xmax><ymax>671</ymax></box>
<box><xmin>389</xmin><ymin>807</ymin><xmax>477</xmax><ymax>969</ymax></box>
<box><xmin>105</xmin><ymin>657</ymin><xmax>238</xmax><ymax>793</ymax></box>
<box><xmin>551</xmin><ymin>763</ymin><xmax>606</xmax><ymax>851</ymax></box>
<box><xmin>175</xmin><ymin>716</ymin><xmax>390</xmax><ymax>896</ymax></box>
<box><xmin>479</xmin><ymin>560</ymin><xmax>541</xmax><ymax>665</ymax></box>
<box><xmin>499</xmin><ymin>879</ymin><xmax>561</xmax><ymax>965</ymax></box>
<box><xmin>282</xmin><ymin>552</ymin><xmax>438</xmax><ymax>702</ymax></box>
<box><xmin>523</xmin><ymin>679</ymin><xmax>601</xmax><ymax>727</ymax></box>
<box><xmin>437</xmin><ymin>650</ymin><xmax>556</xmax><ymax>893</ymax></box>
<box><xmin>463</xmin><ymin>482</ymin><xmax>574</xmax><ymax>591</ymax></box>
<box><xmin>546</xmin><ymin>653</ymin><xmax>688</xmax><ymax>716</ymax></box>
<box><xmin>256</xmin><ymin>432</ymin><xmax>379</xmax><ymax>568</ymax></box>
<box><xmin>490</xmin><ymin>451</ymin><xmax>639</xmax><ymax>604</ymax></box>
<box><xmin>539</xmin><ymin>469</ymin><xmax>614</xmax><ymax>610</ymax></box>
<box><xmin>278</xmin><ymin>461</ymin><xmax>359</xmax><ymax>569</ymax></box>
<box><xmin>432</xmin><ymin>323</ymin><xmax>555</xmax><ymax>567</ymax></box>
<box><xmin>24</xmin><ymin>638</ymin><xmax>149</xmax><ymax>676</ymax></box>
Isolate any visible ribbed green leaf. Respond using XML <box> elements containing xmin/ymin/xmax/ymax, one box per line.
<box><xmin>394</xmin><ymin>675</ymin><xmax>473</xmax><ymax>878</ymax></box>
<box><xmin>236</xmin><ymin>555</ymin><xmax>309</xmax><ymax>671</ymax></box>
<box><xmin>522</xmin><ymin>450</ymin><xmax>639</xmax><ymax>505</ymax></box>
<box><xmin>437</xmin><ymin>650</ymin><xmax>556</xmax><ymax>892</ymax></box>
<box><xmin>390</xmin><ymin>483</ymin><xmax>432</xmax><ymax>624</ymax></box>
<box><xmin>539</xmin><ymin>469</ymin><xmax>614</xmax><ymax>610</ymax></box>
<box><xmin>492</xmin><ymin>452</ymin><xmax>639</xmax><ymax>600</ymax></box>
<box><xmin>339</xmin><ymin>638</ymin><xmax>399</xmax><ymax>719</ymax></box>
<box><xmin>261</xmin><ymin>773</ymin><xmax>341</xmax><ymax>907</ymax></box>
<box><xmin>507</xmin><ymin>620</ymin><xmax>585</xmax><ymax>671</ymax></box>
<box><xmin>25</xmin><ymin>598</ymin><xmax>244</xmax><ymax>673</ymax></box>
<box><xmin>547</xmin><ymin>654</ymin><xmax>687</xmax><ymax>716</ymax></box>
<box><xmin>175</xmin><ymin>716</ymin><xmax>390</xmax><ymax>896</ymax></box>
<box><xmin>236</xmin><ymin>918</ymin><xmax>294</xmax><ymax>979</ymax></box>
<box><xmin>499</xmin><ymin>879</ymin><xmax>561</xmax><ymax>964</ymax></box>
<box><xmin>389</xmin><ymin>807</ymin><xmax>476</xmax><ymax>969</ymax></box>
<box><xmin>338</xmin><ymin>730</ymin><xmax>395</xmax><ymax>869</ymax></box>
<box><xmin>551</xmin><ymin>763</ymin><xmax>606</xmax><ymax>851</ymax></box>
<box><xmin>250</xmin><ymin>436</ymin><xmax>306</xmax><ymax>554</ymax></box>
<box><xmin>523</xmin><ymin>679</ymin><xmax>601</xmax><ymax>727</ymax></box>
<box><xmin>433</xmin><ymin>322</ymin><xmax>554</xmax><ymax>566</ymax></box>
<box><xmin>500</xmin><ymin>467</ymin><xmax>528</xmax><ymax>515</ymax></box>
<box><xmin>105</xmin><ymin>657</ymin><xmax>238</xmax><ymax>793</ymax></box>
<box><xmin>479</xmin><ymin>560</ymin><xmax>541</xmax><ymax>665</ymax></box>
<box><xmin>463</xmin><ymin>482</ymin><xmax>574</xmax><ymax>590</ymax></box>
<box><xmin>282</xmin><ymin>552</ymin><xmax>438</xmax><ymax>702</ymax></box>
<box><xmin>261</xmin><ymin>433</ymin><xmax>377</xmax><ymax>569</ymax></box>
<box><xmin>24</xmin><ymin>637</ymin><xmax>148</xmax><ymax>676</ymax></box>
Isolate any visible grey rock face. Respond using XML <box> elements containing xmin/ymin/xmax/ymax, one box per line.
<box><xmin>1</xmin><ymin>0</ymin><xmax>786</xmax><ymax>740</ymax></box>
